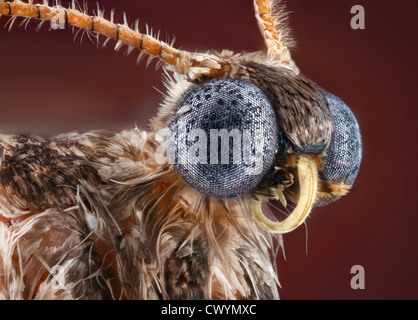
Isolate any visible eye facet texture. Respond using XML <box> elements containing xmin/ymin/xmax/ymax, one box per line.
<box><xmin>321</xmin><ymin>91</ymin><xmax>362</xmax><ymax>185</ymax></box>
<box><xmin>168</xmin><ymin>78</ymin><xmax>282</xmax><ymax>198</ymax></box>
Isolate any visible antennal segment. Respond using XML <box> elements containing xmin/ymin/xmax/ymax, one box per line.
<box><xmin>0</xmin><ymin>1</ymin><xmax>223</xmax><ymax>80</ymax></box>
<box><xmin>253</xmin><ymin>0</ymin><xmax>298</xmax><ymax>73</ymax></box>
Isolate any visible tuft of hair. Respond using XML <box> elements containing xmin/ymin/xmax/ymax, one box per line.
<box><xmin>270</xmin><ymin>0</ymin><xmax>296</xmax><ymax>49</ymax></box>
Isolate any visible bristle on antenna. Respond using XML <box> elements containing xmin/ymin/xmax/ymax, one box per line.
<box><xmin>254</xmin><ymin>0</ymin><xmax>298</xmax><ymax>73</ymax></box>
<box><xmin>0</xmin><ymin>0</ymin><xmax>224</xmax><ymax>80</ymax></box>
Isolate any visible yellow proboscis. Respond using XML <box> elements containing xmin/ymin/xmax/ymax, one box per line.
<box><xmin>251</xmin><ymin>155</ymin><xmax>318</xmax><ymax>234</ymax></box>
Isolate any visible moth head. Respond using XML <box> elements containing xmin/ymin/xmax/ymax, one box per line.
<box><xmin>150</xmin><ymin>1</ymin><xmax>362</xmax><ymax>234</ymax></box>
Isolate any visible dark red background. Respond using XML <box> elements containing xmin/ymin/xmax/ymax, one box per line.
<box><xmin>0</xmin><ymin>0</ymin><xmax>417</xmax><ymax>300</ymax></box>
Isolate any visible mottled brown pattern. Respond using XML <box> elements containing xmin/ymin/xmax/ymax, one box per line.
<box><xmin>0</xmin><ymin>135</ymin><xmax>101</xmax><ymax>211</ymax></box>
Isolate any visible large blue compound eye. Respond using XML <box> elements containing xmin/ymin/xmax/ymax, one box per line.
<box><xmin>168</xmin><ymin>78</ymin><xmax>283</xmax><ymax>198</ymax></box>
<box><xmin>321</xmin><ymin>91</ymin><xmax>362</xmax><ymax>186</ymax></box>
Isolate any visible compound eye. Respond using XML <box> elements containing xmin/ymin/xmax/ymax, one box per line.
<box><xmin>321</xmin><ymin>91</ymin><xmax>362</xmax><ymax>186</ymax></box>
<box><xmin>168</xmin><ymin>78</ymin><xmax>283</xmax><ymax>198</ymax></box>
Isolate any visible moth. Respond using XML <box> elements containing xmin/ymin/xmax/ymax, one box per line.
<box><xmin>0</xmin><ymin>0</ymin><xmax>362</xmax><ymax>299</ymax></box>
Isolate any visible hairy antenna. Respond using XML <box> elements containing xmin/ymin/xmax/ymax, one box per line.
<box><xmin>0</xmin><ymin>0</ymin><xmax>224</xmax><ymax>80</ymax></box>
<box><xmin>254</xmin><ymin>0</ymin><xmax>298</xmax><ymax>73</ymax></box>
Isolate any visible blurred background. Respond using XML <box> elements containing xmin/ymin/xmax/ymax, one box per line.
<box><xmin>0</xmin><ymin>0</ymin><xmax>417</xmax><ymax>299</ymax></box>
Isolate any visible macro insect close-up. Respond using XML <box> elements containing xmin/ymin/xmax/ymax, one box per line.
<box><xmin>0</xmin><ymin>0</ymin><xmax>417</xmax><ymax>301</ymax></box>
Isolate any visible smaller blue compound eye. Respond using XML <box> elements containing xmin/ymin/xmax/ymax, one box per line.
<box><xmin>320</xmin><ymin>91</ymin><xmax>362</xmax><ymax>186</ymax></box>
<box><xmin>168</xmin><ymin>78</ymin><xmax>283</xmax><ymax>198</ymax></box>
